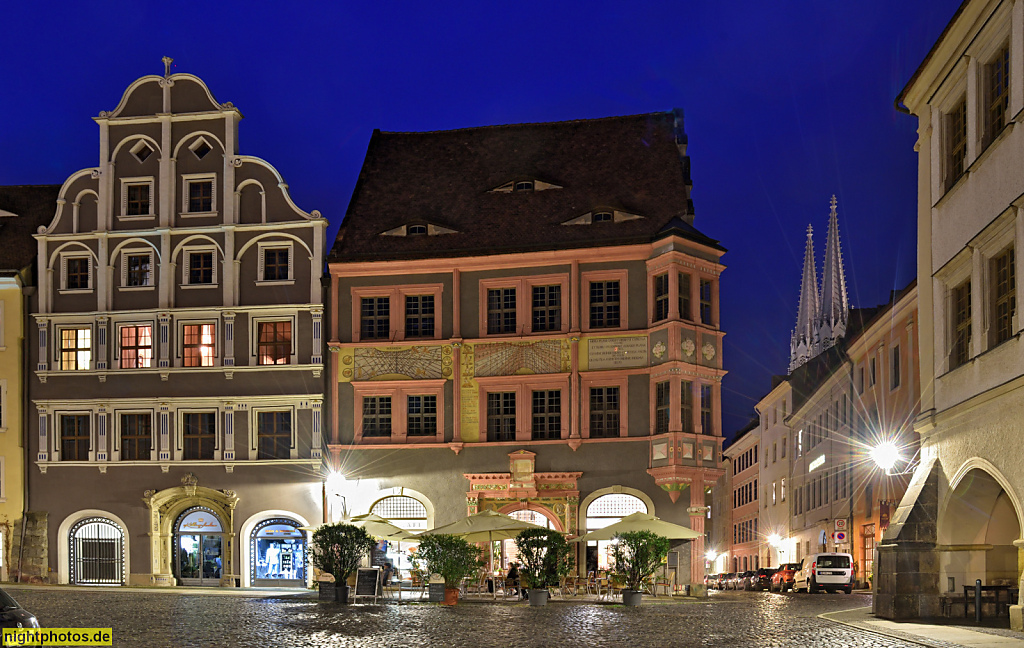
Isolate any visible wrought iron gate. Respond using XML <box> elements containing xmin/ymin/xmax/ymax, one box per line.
<box><xmin>69</xmin><ymin>518</ymin><xmax>124</xmax><ymax>585</ymax></box>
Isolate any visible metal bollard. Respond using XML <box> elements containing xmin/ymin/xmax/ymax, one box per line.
<box><xmin>976</xmin><ymin>579</ymin><xmax>983</xmax><ymax>623</ymax></box>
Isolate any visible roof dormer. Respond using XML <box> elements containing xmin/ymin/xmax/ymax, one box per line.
<box><xmin>488</xmin><ymin>178</ymin><xmax>563</xmax><ymax>193</ymax></box>
<box><xmin>380</xmin><ymin>222</ymin><xmax>459</xmax><ymax>237</ymax></box>
<box><xmin>561</xmin><ymin>209</ymin><xmax>644</xmax><ymax>226</ymax></box>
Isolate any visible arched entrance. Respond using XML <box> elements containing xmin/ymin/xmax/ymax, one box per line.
<box><xmin>940</xmin><ymin>467</ymin><xmax>1022</xmax><ymax>591</ymax></box>
<box><xmin>175</xmin><ymin>507</ymin><xmax>224</xmax><ymax>587</ymax></box>
<box><xmin>498</xmin><ymin>507</ymin><xmax>559</xmax><ymax>572</ymax></box>
<box><xmin>584</xmin><ymin>493</ymin><xmax>648</xmax><ymax>573</ymax></box>
<box><xmin>370</xmin><ymin>495</ymin><xmax>429</xmax><ymax>573</ymax></box>
<box><xmin>69</xmin><ymin>517</ymin><xmax>124</xmax><ymax>585</ymax></box>
<box><xmin>250</xmin><ymin>518</ymin><xmax>306</xmax><ymax>587</ymax></box>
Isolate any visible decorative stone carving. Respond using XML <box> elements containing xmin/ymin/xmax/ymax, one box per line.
<box><xmin>681</xmin><ymin>338</ymin><xmax>695</xmax><ymax>357</ymax></box>
<box><xmin>652</xmin><ymin>341</ymin><xmax>666</xmax><ymax>359</ymax></box>
<box><xmin>181</xmin><ymin>472</ymin><xmax>198</xmax><ymax>497</ymax></box>
<box><xmin>701</xmin><ymin>342</ymin><xmax>716</xmax><ymax>361</ymax></box>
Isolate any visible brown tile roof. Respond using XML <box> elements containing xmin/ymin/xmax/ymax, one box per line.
<box><xmin>0</xmin><ymin>185</ymin><xmax>60</xmax><ymax>274</ymax></box>
<box><xmin>329</xmin><ymin>111</ymin><xmax>723</xmax><ymax>262</ymax></box>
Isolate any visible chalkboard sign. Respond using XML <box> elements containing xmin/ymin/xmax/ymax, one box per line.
<box><xmin>428</xmin><ymin>582</ymin><xmax>445</xmax><ymax>602</ymax></box>
<box><xmin>354</xmin><ymin>568</ymin><xmax>380</xmax><ymax>602</ymax></box>
<box><xmin>667</xmin><ymin>551</ymin><xmax>678</xmax><ymax>568</ymax></box>
<box><xmin>372</xmin><ymin>547</ymin><xmax>389</xmax><ymax>568</ymax></box>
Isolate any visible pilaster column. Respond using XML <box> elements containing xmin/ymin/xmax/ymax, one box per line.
<box><xmin>1016</xmin><ymin>209</ymin><xmax>1024</xmax><ymax>334</ymax></box>
<box><xmin>158</xmin><ymin>313</ymin><xmax>171</xmax><ymax>368</ymax></box>
<box><xmin>223</xmin><ymin>403</ymin><xmax>235</xmax><ymax>461</ymax></box>
<box><xmin>452</xmin><ymin>342</ymin><xmax>462</xmax><ymax>443</ymax></box>
<box><xmin>310</xmin><ymin>307</ymin><xmax>323</xmax><ymax>365</ymax></box>
<box><xmin>569</xmin><ymin>336</ymin><xmax>580</xmax><ymax>440</ymax></box>
<box><xmin>971</xmin><ymin>247</ymin><xmax>985</xmax><ymax>357</ymax></box>
<box><xmin>311</xmin><ymin>399</ymin><xmax>323</xmax><ymax>460</ymax></box>
<box><xmin>96</xmin><ymin>405</ymin><xmax>108</xmax><ymax>461</ymax></box>
<box><xmin>668</xmin><ymin>269</ymin><xmax>680</xmax><ymax>320</ymax></box>
<box><xmin>1013</xmin><ymin>0</ymin><xmax>1024</xmax><ymax>117</ymax></box>
<box><xmin>688</xmin><ymin>483</ymin><xmax>708</xmax><ymax>585</ymax></box>
<box><xmin>37</xmin><ymin>320</ymin><xmax>49</xmax><ymax>372</ymax></box>
<box><xmin>966</xmin><ymin>56</ymin><xmax>979</xmax><ymax>166</ymax></box>
<box><xmin>693</xmin><ymin>381</ymin><xmax>703</xmax><ymax>435</ymax></box>
<box><xmin>452</xmin><ymin>269</ymin><xmax>461</xmax><ymax>338</ymax></box>
<box><xmin>96</xmin><ymin>315</ymin><xmax>109</xmax><ymax>371</ymax></box>
<box><xmin>222</xmin><ymin>311</ymin><xmax>235</xmax><ymax>367</ymax></box>
<box><xmin>159</xmin><ymin>404</ymin><xmax>171</xmax><ymax>461</ymax></box>
<box><xmin>37</xmin><ymin>408</ymin><xmax>48</xmax><ymax>462</ymax></box>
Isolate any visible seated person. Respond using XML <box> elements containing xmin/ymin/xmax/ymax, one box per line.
<box><xmin>381</xmin><ymin>561</ymin><xmax>397</xmax><ymax>586</ymax></box>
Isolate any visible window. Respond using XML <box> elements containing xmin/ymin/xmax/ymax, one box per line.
<box><xmin>679</xmin><ymin>273</ymin><xmax>692</xmax><ymax>320</ymax></box>
<box><xmin>405</xmin><ymin>295</ymin><xmax>435</xmax><ymax>338</ymax></box>
<box><xmin>985</xmin><ymin>45</ymin><xmax>1010</xmax><ymax>147</ymax></box>
<box><xmin>700</xmin><ymin>384</ymin><xmax>713</xmax><ymax>434</ymax></box>
<box><xmin>119</xmin><ymin>325</ymin><xmax>153</xmax><ymax>369</ymax></box>
<box><xmin>487</xmin><ymin>288</ymin><xmax>517</xmax><ymax>334</ymax></box>
<box><xmin>60</xmin><ymin>328</ymin><xmax>91</xmax><ymax>371</ymax></box>
<box><xmin>992</xmin><ymin>247</ymin><xmax>1016</xmax><ymax>346</ymax></box>
<box><xmin>772</xmin><ymin>482</ymin><xmax>777</xmax><ymax>505</ymax></box>
<box><xmin>531</xmin><ymin>390</ymin><xmax>561</xmax><ymax>440</ymax></box>
<box><xmin>407</xmin><ymin>224</ymin><xmax>427</xmax><ymax>235</ymax></box>
<box><xmin>946</xmin><ymin>99</ymin><xmax>967</xmax><ymax>189</ymax></box>
<box><xmin>131</xmin><ymin>140</ymin><xmax>155</xmax><ymax>163</ymax></box>
<box><xmin>857</xmin><ymin>366</ymin><xmax>865</xmax><ymax>394</ymax></box>
<box><xmin>514</xmin><ymin>181</ymin><xmax>534</xmax><ymax>192</ymax></box>
<box><xmin>362</xmin><ymin>397</ymin><xmax>392</xmax><ymax>437</ymax></box>
<box><xmin>257</xmin><ymin>411</ymin><xmax>291</xmax><ymax>459</ymax></box>
<box><xmin>951</xmin><ymin>279</ymin><xmax>972</xmax><ymax>368</ymax></box>
<box><xmin>589</xmin><ymin>280</ymin><xmax>620</xmax><ymax>329</ymax></box>
<box><xmin>890</xmin><ymin>345</ymin><xmax>901</xmax><ymax>390</ymax></box>
<box><xmin>592</xmin><ymin>211</ymin><xmax>612</xmax><ymax>223</ymax></box>
<box><xmin>187</xmin><ymin>251</ymin><xmax>214</xmax><ymax>285</ymax></box>
<box><xmin>699</xmin><ymin>279</ymin><xmax>713</xmax><ymax>324</ymax></box>
<box><xmin>781</xmin><ymin>437</ymin><xmax>787</xmax><ymax>459</ymax></box>
<box><xmin>407</xmin><ymin>395</ymin><xmax>437</xmax><ymax>436</ymax></box>
<box><xmin>187</xmin><ymin>179</ymin><xmax>213</xmax><ymax>213</ymax></box>
<box><xmin>124</xmin><ymin>181</ymin><xmax>151</xmax><ymax>216</ymax></box>
<box><xmin>680</xmin><ymin>380</ymin><xmax>693</xmax><ymax>433</ymax></box>
<box><xmin>486</xmin><ymin>392</ymin><xmax>516</xmax><ymax>441</ymax></box>
<box><xmin>653</xmin><ymin>274</ymin><xmax>669</xmax><ymax>322</ymax></box>
<box><xmin>125</xmin><ymin>253</ymin><xmax>151</xmax><ymax>287</ymax></box>
<box><xmin>66</xmin><ymin>257</ymin><xmax>90</xmax><ymax>290</ymax></box>
<box><xmin>773</xmin><ymin>442</ymin><xmax>777</xmax><ymax>463</ymax></box>
<box><xmin>654</xmin><ymin>381</ymin><xmax>670</xmax><ymax>434</ymax></box>
<box><xmin>781</xmin><ymin>478</ymin><xmax>786</xmax><ymax>502</ymax></box>
<box><xmin>120</xmin><ymin>414</ymin><xmax>151</xmax><ymax>461</ymax></box>
<box><xmin>60</xmin><ymin>414</ymin><xmax>90</xmax><ymax>461</ymax></box>
<box><xmin>257</xmin><ymin>321</ymin><xmax>291</xmax><ymax>365</ymax></box>
<box><xmin>182</xmin><ymin>323</ymin><xmax>215</xmax><ymax>367</ymax></box>
<box><xmin>531</xmin><ymin>285</ymin><xmax>561</xmax><ymax>332</ymax></box>
<box><xmin>182</xmin><ymin>412</ymin><xmax>216</xmax><ymax>460</ymax></box>
<box><xmin>262</xmin><ymin>247</ymin><xmax>290</xmax><ymax>282</ymax></box>
<box><xmin>869</xmin><ymin>357</ymin><xmax>877</xmax><ymax>386</ymax></box>
<box><xmin>361</xmin><ymin>297</ymin><xmax>390</xmax><ymax>339</ymax></box>
<box><xmin>589</xmin><ymin>387</ymin><xmax>619</xmax><ymax>438</ymax></box>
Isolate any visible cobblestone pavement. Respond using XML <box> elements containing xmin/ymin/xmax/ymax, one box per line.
<box><xmin>6</xmin><ymin>587</ymin><xmax>943</xmax><ymax>648</ymax></box>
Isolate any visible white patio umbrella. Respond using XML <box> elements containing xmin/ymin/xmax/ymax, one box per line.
<box><xmin>418</xmin><ymin>510</ymin><xmax>548</xmax><ymax>598</ymax></box>
<box><xmin>572</xmin><ymin>512</ymin><xmax>701</xmax><ymax>542</ymax></box>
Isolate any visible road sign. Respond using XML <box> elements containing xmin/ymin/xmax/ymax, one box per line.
<box><xmin>833</xmin><ymin>531</ymin><xmax>847</xmax><ymax>542</ymax></box>
<box><xmin>834</xmin><ymin>519</ymin><xmax>847</xmax><ymax>531</ymax></box>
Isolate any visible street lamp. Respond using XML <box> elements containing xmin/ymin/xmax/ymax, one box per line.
<box><xmin>322</xmin><ymin>471</ymin><xmax>349</xmax><ymax>523</ymax></box>
<box><xmin>870</xmin><ymin>441</ymin><xmax>901</xmax><ymax>474</ymax></box>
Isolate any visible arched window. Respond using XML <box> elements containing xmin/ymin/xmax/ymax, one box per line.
<box><xmin>508</xmin><ymin>509</ymin><xmax>554</xmax><ymax>529</ymax></box>
<box><xmin>371</xmin><ymin>495</ymin><xmax>428</xmax><ymax>531</ymax></box>
<box><xmin>69</xmin><ymin>518</ymin><xmax>124</xmax><ymax>585</ymax></box>
<box><xmin>584</xmin><ymin>494</ymin><xmax>648</xmax><ymax>572</ymax></box>
<box><xmin>250</xmin><ymin>518</ymin><xmax>306</xmax><ymax>587</ymax></box>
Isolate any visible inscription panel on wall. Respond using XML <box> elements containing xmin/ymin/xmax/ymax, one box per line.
<box><xmin>588</xmin><ymin>337</ymin><xmax>648</xmax><ymax>369</ymax></box>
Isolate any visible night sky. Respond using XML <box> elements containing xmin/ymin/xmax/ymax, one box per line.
<box><xmin>1</xmin><ymin>1</ymin><xmax>961</xmax><ymax>439</ymax></box>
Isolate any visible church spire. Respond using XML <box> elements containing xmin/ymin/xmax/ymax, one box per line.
<box><xmin>790</xmin><ymin>224</ymin><xmax>819</xmax><ymax>373</ymax></box>
<box><xmin>817</xmin><ymin>195</ymin><xmax>849</xmax><ymax>350</ymax></box>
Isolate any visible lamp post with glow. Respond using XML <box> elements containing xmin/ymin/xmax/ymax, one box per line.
<box><xmin>322</xmin><ymin>471</ymin><xmax>348</xmax><ymax>524</ymax></box>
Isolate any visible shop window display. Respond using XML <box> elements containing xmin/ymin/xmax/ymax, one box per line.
<box><xmin>251</xmin><ymin>519</ymin><xmax>306</xmax><ymax>586</ymax></box>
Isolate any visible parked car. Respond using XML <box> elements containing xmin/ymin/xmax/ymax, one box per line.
<box><xmin>722</xmin><ymin>572</ymin><xmax>737</xmax><ymax>589</ymax></box>
<box><xmin>748</xmin><ymin>568</ymin><xmax>777</xmax><ymax>591</ymax></box>
<box><xmin>793</xmin><ymin>553</ymin><xmax>854</xmax><ymax>594</ymax></box>
<box><xmin>714</xmin><ymin>573</ymin><xmax>727</xmax><ymax>590</ymax></box>
<box><xmin>0</xmin><ymin>587</ymin><xmax>39</xmax><ymax>631</ymax></box>
<box><xmin>737</xmin><ymin>570</ymin><xmax>756</xmax><ymax>590</ymax></box>
<box><xmin>771</xmin><ymin>562</ymin><xmax>801</xmax><ymax>592</ymax></box>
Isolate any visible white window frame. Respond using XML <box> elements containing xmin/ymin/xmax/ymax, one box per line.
<box><xmin>115</xmin><ymin>321</ymin><xmax>156</xmax><ymax>369</ymax></box>
<box><xmin>182</xmin><ymin>246</ymin><xmax>218</xmax><ymax>288</ymax></box>
<box><xmin>119</xmin><ymin>176</ymin><xmax>155</xmax><ymax>220</ymax></box>
<box><xmin>250</xmin><ymin>406</ymin><xmax>298</xmax><ymax>460</ymax></box>
<box><xmin>257</xmin><ymin>241</ymin><xmax>295</xmax><ymax>285</ymax></box>
<box><xmin>55</xmin><ymin>325</ymin><xmax>93</xmax><ymax>371</ymax></box>
<box><xmin>180</xmin><ymin>173</ymin><xmax>217</xmax><ymax>217</ymax></box>
<box><xmin>178</xmin><ymin>320</ymin><xmax>218</xmax><ymax>368</ymax></box>
<box><xmin>59</xmin><ymin>252</ymin><xmax>93</xmax><ymax>293</ymax></box>
<box><xmin>177</xmin><ymin>409</ymin><xmax>220</xmax><ymax>461</ymax></box>
<box><xmin>251</xmin><ymin>316</ymin><xmax>297</xmax><ymax>365</ymax></box>
<box><xmin>120</xmin><ymin>248</ymin><xmax>155</xmax><ymax>290</ymax></box>
<box><xmin>114</xmin><ymin>410</ymin><xmax>157</xmax><ymax>462</ymax></box>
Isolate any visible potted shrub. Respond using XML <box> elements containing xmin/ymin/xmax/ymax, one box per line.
<box><xmin>611</xmin><ymin>530</ymin><xmax>670</xmax><ymax>606</ymax></box>
<box><xmin>514</xmin><ymin>528</ymin><xmax>573</xmax><ymax>606</ymax></box>
<box><xmin>416</xmin><ymin>534</ymin><xmax>480</xmax><ymax>605</ymax></box>
<box><xmin>309</xmin><ymin>523</ymin><xmax>376</xmax><ymax>603</ymax></box>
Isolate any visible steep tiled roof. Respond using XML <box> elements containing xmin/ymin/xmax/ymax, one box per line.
<box><xmin>0</xmin><ymin>185</ymin><xmax>60</xmax><ymax>273</ymax></box>
<box><xmin>330</xmin><ymin>111</ymin><xmax>723</xmax><ymax>262</ymax></box>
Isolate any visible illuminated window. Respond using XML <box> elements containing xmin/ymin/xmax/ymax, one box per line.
<box><xmin>60</xmin><ymin>328</ymin><xmax>91</xmax><ymax>371</ymax></box>
<box><xmin>257</xmin><ymin>321</ymin><xmax>291</xmax><ymax>365</ymax></box>
<box><xmin>120</xmin><ymin>325</ymin><xmax>153</xmax><ymax>369</ymax></box>
<box><xmin>183</xmin><ymin>323</ymin><xmax>215</xmax><ymax>367</ymax></box>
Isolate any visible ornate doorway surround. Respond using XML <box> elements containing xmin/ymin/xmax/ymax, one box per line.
<box><xmin>464</xmin><ymin>450</ymin><xmax>581</xmax><ymax>534</ymax></box>
<box><xmin>142</xmin><ymin>473</ymin><xmax>239</xmax><ymax>586</ymax></box>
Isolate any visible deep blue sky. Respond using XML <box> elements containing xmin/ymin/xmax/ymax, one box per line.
<box><xmin>1</xmin><ymin>1</ymin><xmax>960</xmax><ymax>438</ymax></box>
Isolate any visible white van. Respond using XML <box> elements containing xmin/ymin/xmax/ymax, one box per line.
<box><xmin>793</xmin><ymin>553</ymin><xmax>854</xmax><ymax>594</ymax></box>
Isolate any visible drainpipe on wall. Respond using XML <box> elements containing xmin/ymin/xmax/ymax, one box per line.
<box><xmin>17</xmin><ymin>284</ymin><xmax>35</xmax><ymax>583</ymax></box>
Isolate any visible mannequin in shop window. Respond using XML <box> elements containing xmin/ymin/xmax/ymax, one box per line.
<box><xmin>265</xmin><ymin>542</ymin><xmax>281</xmax><ymax>577</ymax></box>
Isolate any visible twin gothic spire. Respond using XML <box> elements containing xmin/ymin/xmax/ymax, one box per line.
<box><xmin>789</xmin><ymin>195</ymin><xmax>849</xmax><ymax>373</ymax></box>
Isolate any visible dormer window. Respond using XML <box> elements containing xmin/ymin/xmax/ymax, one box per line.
<box><xmin>515</xmin><ymin>181</ymin><xmax>534</xmax><ymax>192</ymax></box>
<box><xmin>408</xmin><ymin>224</ymin><xmax>427</xmax><ymax>236</ymax></box>
<box><xmin>593</xmin><ymin>212</ymin><xmax>612</xmax><ymax>223</ymax></box>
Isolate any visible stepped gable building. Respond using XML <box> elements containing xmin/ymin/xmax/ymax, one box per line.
<box><xmin>790</xmin><ymin>197</ymin><xmax>850</xmax><ymax>373</ymax></box>
<box><xmin>327</xmin><ymin>111</ymin><xmax>727</xmax><ymax>589</ymax></box>
<box><xmin>0</xmin><ymin>185</ymin><xmax>60</xmax><ymax>580</ymax></box>
<box><xmin>883</xmin><ymin>0</ymin><xmax>1024</xmax><ymax>624</ymax></box>
<box><xmin>26</xmin><ymin>60</ymin><xmax>326</xmax><ymax>587</ymax></box>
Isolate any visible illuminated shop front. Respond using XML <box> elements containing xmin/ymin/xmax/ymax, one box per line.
<box><xmin>250</xmin><ymin>518</ymin><xmax>306</xmax><ymax>587</ymax></box>
<box><xmin>175</xmin><ymin>507</ymin><xmax>224</xmax><ymax>586</ymax></box>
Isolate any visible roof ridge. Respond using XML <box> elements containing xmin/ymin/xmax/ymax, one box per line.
<box><xmin>375</xmin><ymin>111</ymin><xmax>675</xmax><ymax>136</ymax></box>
